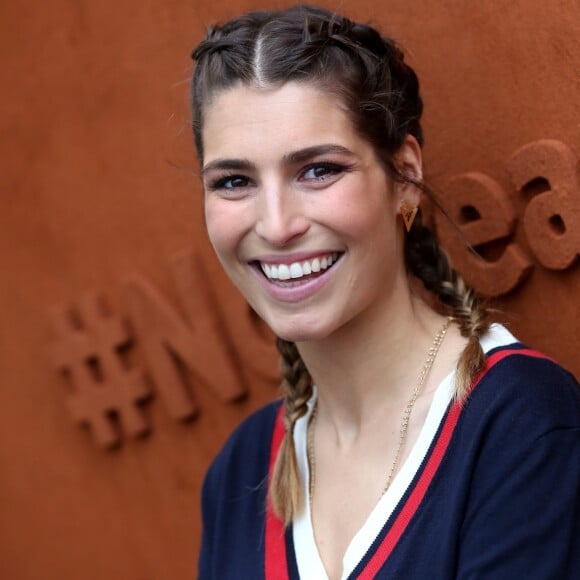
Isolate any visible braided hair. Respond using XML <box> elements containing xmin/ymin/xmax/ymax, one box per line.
<box><xmin>191</xmin><ymin>4</ymin><xmax>490</xmax><ymax>524</ymax></box>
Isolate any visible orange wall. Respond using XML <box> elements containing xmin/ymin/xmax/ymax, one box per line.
<box><xmin>1</xmin><ymin>1</ymin><xmax>578</xmax><ymax>578</ymax></box>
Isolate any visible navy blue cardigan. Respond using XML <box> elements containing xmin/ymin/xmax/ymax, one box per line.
<box><xmin>199</xmin><ymin>345</ymin><xmax>580</xmax><ymax>579</ymax></box>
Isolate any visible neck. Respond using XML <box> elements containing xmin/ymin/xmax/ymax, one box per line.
<box><xmin>297</xmin><ymin>290</ymin><xmax>457</xmax><ymax>439</ymax></box>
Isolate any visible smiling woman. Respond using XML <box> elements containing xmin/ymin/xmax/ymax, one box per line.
<box><xmin>191</xmin><ymin>5</ymin><xmax>580</xmax><ymax>580</ymax></box>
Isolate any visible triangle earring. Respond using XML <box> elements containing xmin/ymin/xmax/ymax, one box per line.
<box><xmin>400</xmin><ymin>199</ymin><xmax>418</xmax><ymax>232</ymax></box>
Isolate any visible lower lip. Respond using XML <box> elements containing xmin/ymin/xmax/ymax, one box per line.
<box><xmin>251</xmin><ymin>258</ymin><xmax>342</xmax><ymax>303</ymax></box>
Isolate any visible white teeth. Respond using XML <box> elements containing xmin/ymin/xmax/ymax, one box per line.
<box><xmin>289</xmin><ymin>263</ymin><xmax>303</xmax><ymax>278</ymax></box>
<box><xmin>278</xmin><ymin>264</ymin><xmax>290</xmax><ymax>280</ymax></box>
<box><xmin>260</xmin><ymin>253</ymin><xmax>340</xmax><ymax>282</ymax></box>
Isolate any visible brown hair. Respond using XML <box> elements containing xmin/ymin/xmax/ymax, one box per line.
<box><xmin>191</xmin><ymin>4</ymin><xmax>489</xmax><ymax>524</ymax></box>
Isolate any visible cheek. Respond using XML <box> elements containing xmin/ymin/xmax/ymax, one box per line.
<box><xmin>204</xmin><ymin>201</ymin><xmax>257</xmax><ymax>293</ymax></box>
<box><xmin>325</xmin><ymin>171</ymin><xmax>397</xmax><ymax>236</ymax></box>
<box><xmin>204</xmin><ymin>200</ymin><xmax>242</xmax><ymax>259</ymax></box>
<box><xmin>204</xmin><ymin>216</ymin><xmax>242</xmax><ymax>287</ymax></box>
<box><xmin>328</xmin><ymin>193</ymin><xmax>395</xmax><ymax>246</ymax></box>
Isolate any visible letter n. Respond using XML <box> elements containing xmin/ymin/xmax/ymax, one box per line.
<box><xmin>122</xmin><ymin>270</ymin><xmax>245</xmax><ymax>421</ymax></box>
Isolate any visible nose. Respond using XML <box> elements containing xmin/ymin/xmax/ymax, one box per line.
<box><xmin>254</xmin><ymin>187</ymin><xmax>309</xmax><ymax>246</ymax></box>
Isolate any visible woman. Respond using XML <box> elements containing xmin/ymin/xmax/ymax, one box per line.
<box><xmin>191</xmin><ymin>5</ymin><xmax>579</xmax><ymax>579</ymax></box>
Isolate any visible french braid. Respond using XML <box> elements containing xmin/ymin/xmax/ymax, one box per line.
<box><xmin>271</xmin><ymin>338</ymin><xmax>313</xmax><ymax>524</ymax></box>
<box><xmin>405</xmin><ymin>209</ymin><xmax>490</xmax><ymax>400</ymax></box>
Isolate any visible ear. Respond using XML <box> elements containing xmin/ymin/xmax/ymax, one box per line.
<box><xmin>392</xmin><ymin>134</ymin><xmax>423</xmax><ymax>208</ymax></box>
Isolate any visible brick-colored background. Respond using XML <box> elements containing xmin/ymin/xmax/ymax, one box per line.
<box><xmin>1</xmin><ymin>1</ymin><xmax>578</xmax><ymax>578</ymax></box>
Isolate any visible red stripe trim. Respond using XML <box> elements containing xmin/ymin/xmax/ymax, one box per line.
<box><xmin>358</xmin><ymin>347</ymin><xmax>547</xmax><ymax>578</ymax></box>
<box><xmin>265</xmin><ymin>405</ymin><xmax>289</xmax><ymax>580</ymax></box>
<box><xmin>485</xmin><ymin>347</ymin><xmax>551</xmax><ymax>365</ymax></box>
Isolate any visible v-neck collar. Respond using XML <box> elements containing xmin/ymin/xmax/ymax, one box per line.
<box><xmin>292</xmin><ymin>363</ymin><xmax>456</xmax><ymax>579</ymax></box>
<box><xmin>265</xmin><ymin>324</ymin><xmax>526</xmax><ymax>579</ymax></box>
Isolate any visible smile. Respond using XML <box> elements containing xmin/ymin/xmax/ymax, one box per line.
<box><xmin>259</xmin><ymin>252</ymin><xmax>341</xmax><ymax>283</ymax></box>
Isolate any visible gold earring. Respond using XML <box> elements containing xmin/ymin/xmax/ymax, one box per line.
<box><xmin>400</xmin><ymin>200</ymin><xmax>418</xmax><ymax>232</ymax></box>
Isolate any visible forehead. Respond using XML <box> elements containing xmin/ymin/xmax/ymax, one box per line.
<box><xmin>201</xmin><ymin>82</ymin><xmax>364</xmax><ymax>163</ymax></box>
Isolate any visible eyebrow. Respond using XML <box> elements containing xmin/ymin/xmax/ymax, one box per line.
<box><xmin>201</xmin><ymin>144</ymin><xmax>354</xmax><ymax>176</ymax></box>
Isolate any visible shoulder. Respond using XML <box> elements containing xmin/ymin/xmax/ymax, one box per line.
<box><xmin>198</xmin><ymin>400</ymin><xmax>284</xmax><ymax>577</ymax></box>
<box><xmin>203</xmin><ymin>399</ymin><xmax>283</xmax><ymax>498</ymax></box>
<box><xmin>452</xmin><ymin>342</ymin><xmax>580</xmax><ymax>577</ymax></box>
<box><xmin>448</xmin><ymin>328</ymin><xmax>580</xmax><ymax>576</ymax></box>
<box><xmin>468</xmin><ymin>327</ymin><xmax>580</xmax><ymax>434</ymax></box>
<box><xmin>216</xmin><ymin>399</ymin><xmax>283</xmax><ymax>466</ymax></box>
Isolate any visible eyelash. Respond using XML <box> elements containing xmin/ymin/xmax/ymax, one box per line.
<box><xmin>205</xmin><ymin>161</ymin><xmax>352</xmax><ymax>193</ymax></box>
<box><xmin>300</xmin><ymin>162</ymin><xmax>350</xmax><ymax>181</ymax></box>
<box><xmin>206</xmin><ymin>174</ymin><xmax>252</xmax><ymax>192</ymax></box>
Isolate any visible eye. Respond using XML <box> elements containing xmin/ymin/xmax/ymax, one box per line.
<box><xmin>206</xmin><ymin>174</ymin><xmax>253</xmax><ymax>193</ymax></box>
<box><xmin>300</xmin><ymin>162</ymin><xmax>347</xmax><ymax>182</ymax></box>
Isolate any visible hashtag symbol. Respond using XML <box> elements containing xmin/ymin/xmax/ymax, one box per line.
<box><xmin>47</xmin><ymin>292</ymin><xmax>151</xmax><ymax>448</ymax></box>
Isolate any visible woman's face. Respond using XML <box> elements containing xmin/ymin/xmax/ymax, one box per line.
<box><xmin>201</xmin><ymin>81</ymin><xmax>411</xmax><ymax>342</ymax></box>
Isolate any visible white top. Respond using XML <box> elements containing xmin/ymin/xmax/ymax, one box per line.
<box><xmin>292</xmin><ymin>323</ymin><xmax>518</xmax><ymax>580</ymax></box>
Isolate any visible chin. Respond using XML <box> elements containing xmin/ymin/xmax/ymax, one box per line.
<box><xmin>268</xmin><ymin>317</ymin><xmax>336</xmax><ymax>344</ymax></box>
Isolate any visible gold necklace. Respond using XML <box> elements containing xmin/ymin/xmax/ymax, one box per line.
<box><xmin>307</xmin><ymin>317</ymin><xmax>452</xmax><ymax>506</ymax></box>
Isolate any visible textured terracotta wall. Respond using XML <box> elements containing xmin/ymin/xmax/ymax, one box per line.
<box><xmin>0</xmin><ymin>0</ymin><xmax>578</xmax><ymax>578</ymax></box>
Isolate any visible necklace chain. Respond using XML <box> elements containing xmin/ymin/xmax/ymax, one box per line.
<box><xmin>307</xmin><ymin>317</ymin><xmax>452</xmax><ymax>506</ymax></box>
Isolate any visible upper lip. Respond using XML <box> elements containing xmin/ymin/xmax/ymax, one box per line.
<box><xmin>250</xmin><ymin>250</ymin><xmax>343</xmax><ymax>265</ymax></box>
